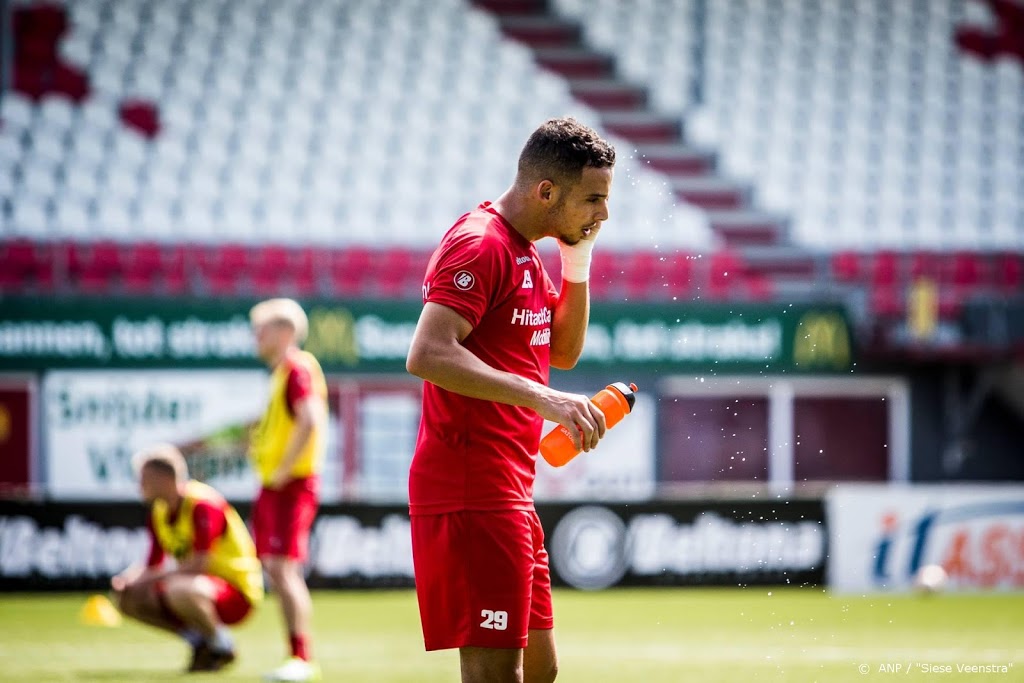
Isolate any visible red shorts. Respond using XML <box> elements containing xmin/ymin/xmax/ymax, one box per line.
<box><xmin>155</xmin><ymin>575</ymin><xmax>252</xmax><ymax>626</ymax></box>
<box><xmin>411</xmin><ymin>509</ymin><xmax>553</xmax><ymax>651</ymax></box>
<box><xmin>253</xmin><ymin>476</ymin><xmax>319</xmax><ymax>561</ymax></box>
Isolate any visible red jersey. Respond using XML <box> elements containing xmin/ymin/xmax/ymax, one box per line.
<box><xmin>409</xmin><ymin>203</ymin><xmax>559</xmax><ymax>514</ymax></box>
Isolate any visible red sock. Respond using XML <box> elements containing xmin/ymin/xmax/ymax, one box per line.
<box><xmin>289</xmin><ymin>633</ymin><xmax>310</xmax><ymax>662</ymax></box>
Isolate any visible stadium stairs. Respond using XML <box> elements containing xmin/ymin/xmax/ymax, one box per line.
<box><xmin>472</xmin><ymin>0</ymin><xmax>821</xmax><ymax>305</ymax></box>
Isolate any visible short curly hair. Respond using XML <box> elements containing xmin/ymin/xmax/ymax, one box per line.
<box><xmin>517</xmin><ymin>117</ymin><xmax>616</xmax><ymax>187</ymax></box>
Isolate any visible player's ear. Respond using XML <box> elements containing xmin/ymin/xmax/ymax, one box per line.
<box><xmin>536</xmin><ymin>179</ymin><xmax>556</xmax><ymax>204</ymax></box>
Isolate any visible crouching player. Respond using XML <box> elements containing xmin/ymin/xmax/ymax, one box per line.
<box><xmin>112</xmin><ymin>443</ymin><xmax>264</xmax><ymax>673</ymax></box>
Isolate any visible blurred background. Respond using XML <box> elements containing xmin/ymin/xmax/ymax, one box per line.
<box><xmin>1</xmin><ymin>0</ymin><xmax>1022</xmax><ymax>599</ymax></box>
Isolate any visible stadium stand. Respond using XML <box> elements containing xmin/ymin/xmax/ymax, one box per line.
<box><xmin>522</xmin><ymin>0</ymin><xmax>1023</xmax><ymax>317</ymax></box>
<box><xmin>0</xmin><ymin>0</ymin><xmax>1021</xmax><ymax>316</ymax></box>
<box><xmin>1</xmin><ymin>0</ymin><xmax>715</xmax><ymax>300</ymax></box>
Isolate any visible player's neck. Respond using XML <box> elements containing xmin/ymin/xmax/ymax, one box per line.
<box><xmin>267</xmin><ymin>345</ymin><xmax>295</xmax><ymax>371</ymax></box>
<box><xmin>163</xmin><ymin>484</ymin><xmax>186</xmax><ymax>515</ymax></box>
<box><xmin>491</xmin><ymin>190</ymin><xmax>545</xmax><ymax>242</ymax></box>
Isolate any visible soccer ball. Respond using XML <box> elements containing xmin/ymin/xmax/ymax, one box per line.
<box><xmin>912</xmin><ymin>564</ymin><xmax>948</xmax><ymax>594</ymax></box>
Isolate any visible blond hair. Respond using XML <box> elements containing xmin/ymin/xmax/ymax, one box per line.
<box><xmin>249</xmin><ymin>298</ymin><xmax>309</xmax><ymax>344</ymax></box>
<box><xmin>132</xmin><ymin>443</ymin><xmax>189</xmax><ymax>483</ymax></box>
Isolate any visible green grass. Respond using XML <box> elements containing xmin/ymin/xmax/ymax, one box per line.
<box><xmin>0</xmin><ymin>588</ymin><xmax>1021</xmax><ymax>682</ymax></box>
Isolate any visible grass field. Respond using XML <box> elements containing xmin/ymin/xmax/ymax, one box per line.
<box><xmin>0</xmin><ymin>588</ymin><xmax>1021</xmax><ymax>682</ymax></box>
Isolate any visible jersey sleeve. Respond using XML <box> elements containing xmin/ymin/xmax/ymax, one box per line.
<box><xmin>425</xmin><ymin>231</ymin><xmax>508</xmax><ymax>329</ymax></box>
<box><xmin>145</xmin><ymin>517</ymin><xmax>165</xmax><ymax>567</ymax></box>
<box><xmin>191</xmin><ymin>500</ymin><xmax>228</xmax><ymax>553</ymax></box>
<box><xmin>285</xmin><ymin>361</ymin><xmax>314</xmax><ymax>416</ymax></box>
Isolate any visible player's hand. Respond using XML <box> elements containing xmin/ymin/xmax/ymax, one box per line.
<box><xmin>111</xmin><ymin>563</ymin><xmax>144</xmax><ymax>592</ymax></box>
<box><xmin>537</xmin><ymin>389</ymin><xmax>607</xmax><ymax>452</ymax></box>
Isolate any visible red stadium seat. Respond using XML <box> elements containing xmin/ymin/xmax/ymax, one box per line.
<box><xmin>121</xmin><ymin>242</ymin><xmax>164</xmax><ymax>294</ymax></box>
<box><xmin>909</xmin><ymin>251</ymin><xmax>941</xmax><ymax>282</ymax></box>
<box><xmin>196</xmin><ymin>244</ymin><xmax>248</xmax><ymax>294</ymax></box>
<box><xmin>994</xmin><ymin>252</ymin><xmax>1023</xmax><ymax>294</ymax></box>
<box><xmin>0</xmin><ymin>240</ymin><xmax>41</xmax><ymax>281</ymax></box>
<box><xmin>707</xmin><ymin>249</ymin><xmax>744</xmax><ymax>299</ymax></box>
<box><xmin>937</xmin><ymin>290</ymin><xmax>963</xmax><ymax>320</ymax></box>
<box><xmin>162</xmin><ymin>245</ymin><xmax>189</xmax><ymax>295</ymax></box>
<box><xmin>292</xmin><ymin>247</ymin><xmax>320</xmax><ymax>295</ymax></box>
<box><xmin>328</xmin><ymin>249</ymin><xmax>370</xmax><ymax>296</ymax></box>
<box><xmin>745</xmin><ymin>273</ymin><xmax>774</xmax><ymax>301</ymax></box>
<box><xmin>662</xmin><ymin>252</ymin><xmax>694</xmax><ymax>297</ymax></box>
<box><xmin>947</xmin><ymin>251</ymin><xmax>985</xmax><ymax>289</ymax></box>
<box><xmin>871</xmin><ymin>251</ymin><xmax>900</xmax><ymax>287</ymax></box>
<box><xmin>831</xmin><ymin>251</ymin><xmax>862</xmax><ymax>282</ymax></box>
<box><xmin>65</xmin><ymin>241</ymin><xmax>122</xmax><ymax>294</ymax></box>
<box><xmin>870</xmin><ymin>285</ymin><xmax>904</xmax><ymax>318</ymax></box>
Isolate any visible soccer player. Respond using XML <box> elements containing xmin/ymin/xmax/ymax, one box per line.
<box><xmin>249</xmin><ymin>298</ymin><xmax>328</xmax><ymax>683</ymax></box>
<box><xmin>406</xmin><ymin>117</ymin><xmax>616</xmax><ymax>683</ymax></box>
<box><xmin>111</xmin><ymin>444</ymin><xmax>264</xmax><ymax>673</ymax></box>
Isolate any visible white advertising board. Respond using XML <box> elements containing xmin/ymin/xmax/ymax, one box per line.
<box><xmin>533</xmin><ymin>393</ymin><xmax>656</xmax><ymax>501</ymax></box>
<box><xmin>827</xmin><ymin>485</ymin><xmax>1024</xmax><ymax>593</ymax></box>
<box><xmin>43</xmin><ymin>370</ymin><xmax>268</xmax><ymax>500</ymax></box>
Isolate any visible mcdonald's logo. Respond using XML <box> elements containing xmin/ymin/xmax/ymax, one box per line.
<box><xmin>793</xmin><ymin>312</ymin><xmax>851</xmax><ymax>369</ymax></box>
<box><xmin>304</xmin><ymin>307</ymin><xmax>360</xmax><ymax>366</ymax></box>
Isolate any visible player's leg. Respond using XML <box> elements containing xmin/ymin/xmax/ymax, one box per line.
<box><xmin>161</xmin><ymin>573</ymin><xmax>238</xmax><ymax>672</ymax></box>
<box><xmin>413</xmin><ymin>510</ymin><xmax>534</xmax><ymax>682</ymax></box>
<box><xmin>114</xmin><ymin>577</ymin><xmax>181</xmax><ymax>634</ymax></box>
<box><xmin>524</xmin><ymin>630</ymin><xmax>558</xmax><ymax>683</ymax></box>
<box><xmin>263</xmin><ymin>556</ymin><xmax>314</xmax><ymax>652</ymax></box>
<box><xmin>160</xmin><ymin>573</ymin><xmax>221</xmax><ymax>638</ymax></box>
<box><xmin>460</xmin><ymin>646</ymin><xmax>523</xmax><ymax>683</ymax></box>
<box><xmin>524</xmin><ymin>510</ymin><xmax>558</xmax><ymax>683</ymax></box>
<box><xmin>115</xmin><ymin>575</ymin><xmax>220</xmax><ymax>671</ymax></box>
<box><xmin>260</xmin><ymin>480</ymin><xmax>320</xmax><ymax>682</ymax></box>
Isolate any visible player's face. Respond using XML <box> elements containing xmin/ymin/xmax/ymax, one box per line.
<box><xmin>138</xmin><ymin>465</ymin><xmax>161</xmax><ymax>503</ymax></box>
<box><xmin>551</xmin><ymin>166</ymin><xmax>612</xmax><ymax>246</ymax></box>
<box><xmin>252</xmin><ymin>320</ymin><xmax>288</xmax><ymax>361</ymax></box>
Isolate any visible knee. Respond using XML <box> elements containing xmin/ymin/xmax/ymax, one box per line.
<box><xmin>264</xmin><ymin>561</ymin><xmax>286</xmax><ymax>587</ymax></box>
<box><xmin>528</xmin><ymin>653</ymin><xmax>558</xmax><ymax>683</ymax></box>
<box><xmin>113</xmin><ymin>588</ymin><xmax>134</xmax><ymax>616</ymax></box>
<box><xmin>116</xmin><ymin>584</ymin><xmax>143</xmax><ymax>616</ymax></box>
<box><xmin>265</xmin><ymin>559</ymin><xmax>297</xmax><ymax>588</ymax></box>
<box><xmin>162</xmin><ymin>575</ymin><xmax>204</xmax><ymax>609</ymax></box>
<box><xmin>530</xmin><ymin>658</ymin><xmax>558</xmax><ymax>683</ymax></box>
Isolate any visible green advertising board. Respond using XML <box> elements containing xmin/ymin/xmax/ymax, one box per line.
<box><xmin>0</xmin><ymin>297</ymin><xmax>853</xmax><ymax>373</ymax></box>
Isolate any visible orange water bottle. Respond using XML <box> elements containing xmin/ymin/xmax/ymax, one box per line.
<box><xmin>539</xmin><ymin>382</ymin><xmax>639</xmax><ymax>467</ymax></box>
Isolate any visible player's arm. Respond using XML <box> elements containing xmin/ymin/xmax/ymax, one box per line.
<box><xmin>549</xmin><ymin>280</ymin><xmax>589</xmax><ymax>369</ymax></box>
<box><xmin>174</xmin><ymin>501</ymin><xmax>225</xmax><ymax>575</ymax></box>
<box><xmin>549</xmin><ymin>229</ymin><xmax>599</xmax><ymax>369</ymax></box>
<box><xmin>112</xmin><ymin>520</ymin><xmax>167</xmax><ymax>591</ymax></box>
<box><xmin>406</xmin><ymin>302</ymin><xmax>606</xmax><ymax>451</ymax></box>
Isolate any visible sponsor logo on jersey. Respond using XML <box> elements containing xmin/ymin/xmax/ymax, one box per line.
<box><xmin>454</xmin><ymin>270</ymin><xmax>475</xmax><ymax>291</ymax></box>
<box><xmin>529</xmin><ymin>328</ymin><xmax>550</xmax><ymax>346</ymax></box>
<box><xmin>515</xmin><ymin>255</ymin><xmax>532</xmax><ymax>265</ymax></box>
<box><xmin>522</xmin><ymin>270</ymin><xmax>534</xmax><ymax>289</ymax></box>
<box><xmin>510</xmin><ymin>307</ymin><xmax>551</xmax><ymax>326</ymax></box>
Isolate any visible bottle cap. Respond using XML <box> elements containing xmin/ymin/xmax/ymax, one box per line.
<box><xmin>609</xmin><ymin>382</ymin><xmax>638</xmax><ymax>411</ymax></box>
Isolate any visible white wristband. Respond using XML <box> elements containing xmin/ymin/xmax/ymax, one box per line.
<box><xmin>558</xmin><ymin>238</ymin><xmax>595</xmax><ymax>283</ymax></box>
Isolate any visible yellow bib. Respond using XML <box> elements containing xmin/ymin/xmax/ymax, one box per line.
<box><xmin>250</xmin><ymin>350</ymin><xmax>327</xmax><ymax>485</ymax></box>
<box><xmin>151</xmin><ymin>481</ymin><xmax>264</xmax><ymax>607</ymax></box>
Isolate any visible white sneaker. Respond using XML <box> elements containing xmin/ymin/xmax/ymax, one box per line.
<box><xmin>263</xmin><ymin>657</ymin><xmax>321</xmax><ymax>682</ymax></box>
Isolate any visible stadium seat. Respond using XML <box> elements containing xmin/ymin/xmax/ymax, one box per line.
<box><xmin>831</xmin><ymin>251</ymin><xmax>863</xmax><ymax>283</ymax></box>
